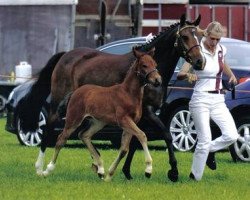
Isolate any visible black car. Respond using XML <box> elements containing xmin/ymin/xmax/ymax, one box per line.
<box><xmin>5</xmin><ymin>36</ymin><xmax>250</xmax><ymax>162</ymax></box>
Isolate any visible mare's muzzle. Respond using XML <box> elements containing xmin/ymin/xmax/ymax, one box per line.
<box><xmin>193</xmin><ymin>57</ymin><xmax>206</xmax><ymax>70</ymax></box>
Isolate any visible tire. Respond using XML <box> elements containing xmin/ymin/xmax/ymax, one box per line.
<box><xmin>230</xmin><ymin>116</ymin><xmax>250</xmax><ymax>162</ymax></box>
<box><xmin>0</xmin><ymin>95</ymin><xmax>7</xmax><ymax>112</ymax></box>
<box><xmin>167</xmin><ymin>105</ymin><xmax>197</xmax><ymax>152</ymax></box>
<box><xmin>16</xmin><ymin>108</ymin><xmax>47</xmax><ymax>147</ymax></box>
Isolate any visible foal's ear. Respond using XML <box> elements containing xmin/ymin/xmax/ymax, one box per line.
<box><xmin>147</xmin><ymin>47</ymin><xmax>155</xmax><ymax>57</ymax></box>
<box><xmin>133</xmin><ymin>47</ymin><xmax>144</xmax><ymax>58</ymax></box>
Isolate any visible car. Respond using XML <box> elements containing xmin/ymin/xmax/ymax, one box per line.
<box><xmin>5</xmin><ymin>36</ymin><xmax>250</xmax><ymax>162</ymax></box>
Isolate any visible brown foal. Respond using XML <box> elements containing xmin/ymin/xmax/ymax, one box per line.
<box><xmin>42</xmin><ymin>48</ymin><xmax>162</xmax><ymax>181</ymax></box>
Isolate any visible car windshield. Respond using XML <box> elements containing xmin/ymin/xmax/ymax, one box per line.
<box><xmin>225</xmin><ymin>43</ymin><xmax>250</xmax><ymax>67</ymax></box>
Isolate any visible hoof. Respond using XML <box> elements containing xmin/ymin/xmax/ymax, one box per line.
<box><xmin>36</xmin><ymin>170</ymin><xmax>44</xmax><ymax>177</ymax></box>
<box><xmin>145</xmin><ymin>172</ymin><xmax>151</xmax><ymax>178</ymax></box>
<box><xmin>104</xmin><ymin>174</ymin><xmax>112</xmax><ymax>182</ymax></box>
<box><xmin>167</xmin><ymin>169</ymin><xmax>179</xmax><ymax>182</ymax></box>
<box><xmin>122</xmin><ymin>168</ymin><xmax>133</xmax><ymax>180</ymax></box>
<box><xmin>98</xmin><ymin>173</ymin><xmax>105</xmax><ymax>179</ymax></box>
<box><xmin>91</xmin><ymin>163</ymin><xmax>98</xmax><ymax>173</ymax></box>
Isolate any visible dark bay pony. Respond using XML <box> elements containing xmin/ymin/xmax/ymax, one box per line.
<box><xmin>42</xmin><ymin>49</ymin><xmax>162</xmax><ymax>181</ymax></box>
<box><xmin>19</xmin><ymin>14</ymin><xmax>205</xmax><ymax>182</ymax></box>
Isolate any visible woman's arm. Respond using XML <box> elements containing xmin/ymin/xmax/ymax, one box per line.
<box><xmin>177</xmin><ymin>62</ymin><xmax>198</xmax><ymax>83</ymax></box>
<box><xmin>223</xmin><ymin>61</ymin><xmax>237</xmax><ymax>84</ymax></box>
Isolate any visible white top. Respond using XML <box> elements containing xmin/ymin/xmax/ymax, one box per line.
<box><xmin>193</xmin><ymin>37</ymin><xmax>227</xmax><ymax>92</ymax></box>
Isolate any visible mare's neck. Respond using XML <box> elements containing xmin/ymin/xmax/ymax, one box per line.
<box><xmin>154</xmin><ymin>34</ymin><xmax>180</xmax><ymax>87</ymax></box>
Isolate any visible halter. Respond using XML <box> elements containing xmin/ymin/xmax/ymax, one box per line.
<box><xmin>135</xmin><ymin>68</ymin><xmax>158</xmax><ymax>84</ymax></box>
<box><xmin>174</xmin><ymin>25</ymin><xmax>201</xmax><ymax>64</ymax></box>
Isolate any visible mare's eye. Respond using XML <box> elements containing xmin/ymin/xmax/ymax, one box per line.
<box><xmin>142</xmin><ymin>65</ymin><xmax>147</xmax><ymax>68</ymax></box>
<box><xmin>181</xmin><ymin>35</ymin><xmax>188</xmax><ymax>41</ymax></box>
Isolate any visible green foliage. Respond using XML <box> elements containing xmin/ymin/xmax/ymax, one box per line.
<box><xmin>0</xmin><ymin>118</ymin><xmax>249</xmax><ymax>200</ymax></box>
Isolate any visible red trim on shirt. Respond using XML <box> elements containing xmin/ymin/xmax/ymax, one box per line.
<box><xmin>216</xmin><ymin>45</ymin><xmax>223</xmax><ymax>90</ymax></box>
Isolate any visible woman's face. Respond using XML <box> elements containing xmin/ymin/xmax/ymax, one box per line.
<box><xmin>204</xmin><ymin>33</ymin><xmax>221</xmax><ymax>52</ymax></box>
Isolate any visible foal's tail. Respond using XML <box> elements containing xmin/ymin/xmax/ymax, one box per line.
<box><xmin>17</xmin><ymin>52</ymin><xmax>66</xmax><ymax>132</ymax></box>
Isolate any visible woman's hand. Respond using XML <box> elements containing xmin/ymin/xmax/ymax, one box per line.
<box><xmin>187</xmin><ymin>73</ymin><xmax>198</xmax><ymax>83</ymax></box>
<box><xmin>228</xmin><ymin>74</ymin><xmax>237</xmax><ymax>85</ymax></box>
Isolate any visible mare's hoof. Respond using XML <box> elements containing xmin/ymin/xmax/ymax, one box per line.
<box><xmin>167</xmin><ymin>169</ymin><xmax>179</xmax><ymax>182</ymax></box>
<box><xmin>98</xmin><ymin>173</ymin><xmax>105</xmax><ymax>179</ymax></box>
<box><xmin>122</xmin><ymin>168</ymin><xmax>133</xmax><ymax>180</ymax></box>
<box><xmin>91</xmin><ymin>163</ymin><xmax>98</xmax><ymax>173</ymax></box>
<box><xmin>145</xmin><ymin>172</ymin><xmax>151</xmax><ymax>178</ymax></box>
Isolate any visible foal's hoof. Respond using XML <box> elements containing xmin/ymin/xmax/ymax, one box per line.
<box><xmin>98</xmin><ymin>173</ymin><xmax>105</xmax><ymax>180</ymax></box>
<box><xmin>167</xmin><ymin>169</ymin><xmax>179</xmax><ymax>182</ymax></box>
<box><xmin>122</xmin><ymin>168</ymin><xmax>133</xmax><ymax>180</ymax></box>
<box><xmin>91</xmin><ymin>163</ymin><xmax>98</xmax><ymax>173</ymax></box>
<box><xmin>145</xmin><ymin>172</ymin><xmax>151</xmax><ymax>178</ymax></box>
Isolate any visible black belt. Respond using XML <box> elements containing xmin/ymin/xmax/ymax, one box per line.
<box><xmin>207</xmin><ymin>89</ymin><xmax>225</xmax><ymax>94</ymax></box>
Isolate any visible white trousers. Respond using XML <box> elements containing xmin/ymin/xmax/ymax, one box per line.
<box><xmin>189</xmin><ymin>92</ymin><xmax>238</xmax><ymax>181</ymax></box>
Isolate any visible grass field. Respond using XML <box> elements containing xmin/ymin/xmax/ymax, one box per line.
<box><xmin>0</xmin><ymin>117</ymin><xmax>249</xmax><ymax>200</ymax></box>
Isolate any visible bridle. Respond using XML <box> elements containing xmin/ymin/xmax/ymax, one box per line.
<box><xmin>135</xmin><ymin>67</ymin><xmax>158</xmax><ymax>84</ymax></box>
<box><xmin>174</xmin><ymin>25</ymin><xmax>202</xmax><ymax>64</ymax></box>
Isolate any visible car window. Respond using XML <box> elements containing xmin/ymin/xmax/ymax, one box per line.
<box><xmin>99</xmin><ymin>42</ymin><xmax>144</xmax><ymax>54</ymax></box>
<box><xmin>225</xmin><ymin>43</ymin><xmax>250</xmax><ymax>67</ymax></box>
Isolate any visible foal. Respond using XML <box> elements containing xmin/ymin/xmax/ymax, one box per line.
<box><xmin>42</xmin><ymin>48</ymin><xmax>162</xmax><ymax>181</ymax></box>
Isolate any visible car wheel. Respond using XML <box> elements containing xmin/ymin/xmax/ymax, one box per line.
<box><xmin>16</xmin><ymin>109</ymin><xmax>47</xmax><ymax>147</ymax></box>
<box><xmin>168</xmin><ymin>106</ymin><xmax>197</xmax><ymax>152</ymax></box>
<box><xmin>0</xmin><ymin>95</ymin><xmax>7</xmax><ymax>112</ymax></box>
<box><xmin>230</xmin><ymin>116</ymin><xmax>250</xmax><ymax>162</ymax></box>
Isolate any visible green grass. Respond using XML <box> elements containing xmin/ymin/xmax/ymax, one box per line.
<box><xmin>0</xmin><ymin>117</ymin><xmax>249</xmax><ymax>200</ymax></box>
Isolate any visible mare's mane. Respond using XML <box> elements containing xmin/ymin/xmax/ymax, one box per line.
<box><xmin>135</xmin><ymin>23</ymin><xmax>180</xmax><ymax>52</ymax></box>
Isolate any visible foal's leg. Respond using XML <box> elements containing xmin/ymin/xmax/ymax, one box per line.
<box><xmin>122</xmin><ymin>117</ymin><xmax>153</xmax><ymax>178</ymax></box>
<box><xmin>80</xmin><ymin>119</ymin><xmax>106</xmax><ymax>179</ymax></box>
<box><xmin>146</xmin><ymin>112</ymin><xmax>178</xmax><ymax>182</ymax></box>
<box><xmin>122</xmin><ymin>136</ymin><xmax>140</xmax><ymax>180</ymax></box>
<box><xmin>122</xmin><ymin>109</ymin><xmax>179</xmax><ymax>182</ymax></box>
<box><xmin>105</xmin><ymin>131</ymin><xmax>132</xmax><ymax>182</ymax></box>
<box><xmin>42</xmin><ymin>126</ymin><xmax>76</xmax><ymax>176</ymax></box>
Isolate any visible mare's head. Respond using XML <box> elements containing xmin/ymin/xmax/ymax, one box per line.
<box><xmin>137</xmin><ymin>14</ymin><xmax>205</xmax><ymax>74</ymax></box>
<box><xmin>133</xmin><ymin>48</ymin><xmax>162</xmax><ymax>87</ymax></box>
<box><xmin>174</xmin><ymin>14</ymin><xmax>205</xmax><ymax>70</ymax></box>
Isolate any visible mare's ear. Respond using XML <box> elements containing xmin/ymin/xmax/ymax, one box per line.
<box><xmin>180</xmin><ymin>14</ymin><xmax>186</xmax><ymax>27</ymax></box>
<box><xmin>194</xmin><ymin>14</ymin><xmax>201</xmax><ymax>26</ymax></box>
<box><xmin>147</xmin><ymin>47</ymin><xmax>155</xmax><ymax>57</ymax></box>
<box><xmin>133</xmin><ymin>47</ymin><xmax>144</xmax><ymax>58</ymax></box>
<box><xmin>197</xmin><ymin>26</ymin><xmax>205</xmax><ymax>37</ymax></box>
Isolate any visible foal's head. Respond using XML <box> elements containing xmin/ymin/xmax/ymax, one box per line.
<box><xmin>175</xmin><ymin>14</ymin><xmax>206</xmax><ymax>70</ymax></box>
<box><xmin>133</xmin><ymin>48</ymin><xmax>162</xmax><ymax>87</ymax></box>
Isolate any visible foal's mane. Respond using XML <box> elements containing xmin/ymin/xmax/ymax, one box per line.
<box><xmin>135</xmin><ymin>23</ymin><xmax>180</xmax><ymax>52</ymax></box>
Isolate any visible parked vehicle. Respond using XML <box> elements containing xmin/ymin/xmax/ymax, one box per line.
<box><xmin>5</xmin><ymin>36</ymin><xmax>250</xmax><ymax>162</ymax></box>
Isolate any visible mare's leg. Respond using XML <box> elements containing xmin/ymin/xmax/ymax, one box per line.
<box><xmin>35</xmin><ymin>109</ymin><xmax>59</xmax><ymax>175</ymax></box>
<box><xmin>79</xmin><ymin>119</ymin><xmax>106</xmax><ymax>179</ymax></box>
<box><xmin>105</xmin><ymin>131</ymin><xmax>132</xmax><ymax>182</ymax></box>
<box><xmin>121</xmin><ymin>117</ymin><xmax>153</xmax><ymax>178</ymax></box>
<box><xmin>145</xmin><ymin>109</ymin><xmax>178</xmax><ymax>182</ymax></box>
<box><xmin>42</xmin><ymin>126</ymin><xmax>76</xmax><ymax>176</ymax></box>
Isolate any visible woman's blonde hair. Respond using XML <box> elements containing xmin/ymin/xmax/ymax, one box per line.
<box><xmin>204</xmin><ymin>21</ymin><xmax>223</xmax><ymax>38</ymax></box>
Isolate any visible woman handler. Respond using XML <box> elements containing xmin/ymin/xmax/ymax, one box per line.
<box><xmin>177</xmin><ymin>21</ymin><xmax>238</xmax><ymax>181</ymax></box>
